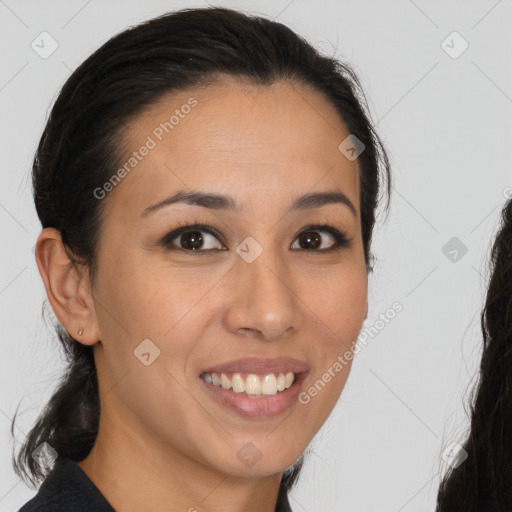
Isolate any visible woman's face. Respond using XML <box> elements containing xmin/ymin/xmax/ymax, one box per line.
<box><xmin>84</xmin><ymin>77</ymin><xmax>367</xmax><ymax>478</ymax></box>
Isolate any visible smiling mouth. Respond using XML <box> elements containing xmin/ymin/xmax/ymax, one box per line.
<box><xmin>200</xmin><ymin>371</ymin><xmax>297</xmax><ymax>397</ymax></box>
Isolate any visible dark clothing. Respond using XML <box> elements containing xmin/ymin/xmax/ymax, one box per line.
<box><xmin>18</xmin><ymin>457</ymin><xmax>293</xmax><ymax>511</ymax></box>
<box><xmin>18</xmin><ymin>458</ymin><xmax>115</xmax><ymax>512</ymax></box>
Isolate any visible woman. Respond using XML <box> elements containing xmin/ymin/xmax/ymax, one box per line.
<box><xmin>436</xmin><ymin>199</ymin><xmax>512</xmax><ymax>511</ymax></box>
<box><xmin>13</xmin><ymin>6</ymin><xmax>391</xmax><ymax>511</ymax></box>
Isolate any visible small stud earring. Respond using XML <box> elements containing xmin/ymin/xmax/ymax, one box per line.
<box><xmin>78</xmin><ymin>328</ymin><xmax>83</xmax><ymax>336</ymax></box>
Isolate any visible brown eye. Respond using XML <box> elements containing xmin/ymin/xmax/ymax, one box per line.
<box><xmin>291</xmin><ymin>225</ymin><xmax>351</xmax><ymax>252</ymax></box>
<box><xmin>296</xmin><ymin>231</ymin><xmax>322</xmax><ymax>250</ymax></box>
<box><xmin>178</xmin><ymin>230</ymin><xmax>206</xmax><ymax>250</ymax></box>
<box><xmin>161</xmin><ymin>223</ymin><xmax>226</xmax><ymax>252</ymax></box>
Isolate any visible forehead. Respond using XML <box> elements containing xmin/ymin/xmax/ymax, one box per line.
<box><xmin>105</xmin><ymin>77</ymin><xmax>360</xmax><ymax>220</ymax></box>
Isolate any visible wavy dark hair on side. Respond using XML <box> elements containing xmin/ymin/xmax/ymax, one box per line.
<box><xmin>437</xmin><ymin>198</ymin><xmax>512</xmax><ymax>511</ymax></box>
<box><xmin>11</xmin><ymin>5</ymin><xmax>391</xmax><ymax>496</ymax></box>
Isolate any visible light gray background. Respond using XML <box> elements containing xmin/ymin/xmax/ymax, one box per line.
<box><xmin>1</xmin><ymin>1</ymin><xmax>511</xmax><ymax>510</ymax></box>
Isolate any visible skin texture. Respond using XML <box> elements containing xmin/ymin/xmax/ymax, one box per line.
<box><xmin>35</xmin><ymin>77</ymin><xmax>368</xmax><ymax>512</ymax></box>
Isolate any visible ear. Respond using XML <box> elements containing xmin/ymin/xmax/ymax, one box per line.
<box><xmin>35</xmin><ymin>227</ymin><xmax>100</xmax><ymax>346</ymax></box>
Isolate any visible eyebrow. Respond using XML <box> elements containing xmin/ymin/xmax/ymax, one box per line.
<box><xmin>141</xmin><ymin>189</ymin><xmax>357</xmax><ymax>217</ymax></box>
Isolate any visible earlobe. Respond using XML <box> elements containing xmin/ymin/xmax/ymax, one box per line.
<box><xmin>34</xmin><ymin>227</ymin><xmax>99</xmax><ymax>346</ymax></box>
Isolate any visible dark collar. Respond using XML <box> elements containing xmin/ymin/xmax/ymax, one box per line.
<box><xmin>18</xmin><ymin>457</ymin><xmax>293</xmax><ymax>512</ymax></box>
<box><xmin>18</xmin><ymin>457</ymin><xmax>115</xmax><ymax>511</ymax></box>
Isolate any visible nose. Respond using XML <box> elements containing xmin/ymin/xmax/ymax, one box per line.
<box><xmin>222</xmin><ymin>243</ymin><xmax>302</xmax><ymax>342</ymax></box>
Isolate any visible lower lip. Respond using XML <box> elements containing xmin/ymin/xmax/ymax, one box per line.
<box><xmin>199</xmin><ymin>372</ymin><xmax>308</xmax><ymax>419</ymax></box>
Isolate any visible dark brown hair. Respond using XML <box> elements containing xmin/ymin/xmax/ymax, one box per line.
<box><xmin>437</xmin><ymin>199</ymin><xmax>512</xmax><ymax>511</ymax></box>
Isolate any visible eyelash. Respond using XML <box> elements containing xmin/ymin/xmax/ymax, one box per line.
<box><xmin>158</xmin><ymin>220</ymin><xmax>351</xmax><ymax>254</ymax></box>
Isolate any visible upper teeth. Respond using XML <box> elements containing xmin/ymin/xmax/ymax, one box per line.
<box><xmin>201</xmin><ymin>372</ymin><xmax>296</xmax><ymax>396</ymax></box>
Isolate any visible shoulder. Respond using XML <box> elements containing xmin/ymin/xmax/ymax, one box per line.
<box><xmin>17</xmin><ymin>457</ymin><xmax>115</xmax><ymax>512</ymax></box>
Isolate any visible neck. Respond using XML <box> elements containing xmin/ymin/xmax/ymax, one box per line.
<box><xmin>77</xmin><ymin>403</ymin><xmax>284</xmax><ymax>512</ymax></box>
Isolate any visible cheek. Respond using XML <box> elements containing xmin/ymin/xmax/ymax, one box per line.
<box><xmin>98</xmin><ymin>264</ymin><xmax>220</xmax><ymax>397</ymax></box>
<box><xmin>296</xmin><ymin>269</ymin><xmax>366</xmax><ymax>427</ymax></box>
<box><xmin>310</xmin><ymin>265</ymin><xmax>368</xmax><ymax>344</ymax></box>
<box><xmin>96</xmin><ymin>256</ymin><xmax>206</xmax><ymax>341</ymax></box>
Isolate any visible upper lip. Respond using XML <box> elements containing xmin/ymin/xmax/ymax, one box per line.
<box><xmin>200</xmin><ymin>357</ymin><xmax>309</xmax><ymax>375</ymax></box>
